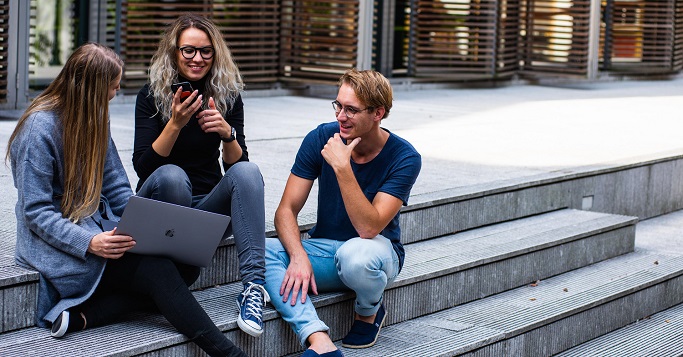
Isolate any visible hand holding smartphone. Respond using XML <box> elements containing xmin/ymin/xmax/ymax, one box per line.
<box><xmin>171</xmin><ymin>82</ymin><xmax>193</xmax><ymax>102</ymax></box>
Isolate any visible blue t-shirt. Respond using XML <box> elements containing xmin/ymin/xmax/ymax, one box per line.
<box><xmin>291</xmin><ymin>122</ymin><xmax>422</xmax><ymax>269</ymax></box>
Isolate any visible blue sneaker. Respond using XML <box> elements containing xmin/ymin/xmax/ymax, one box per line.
<box><xmin>341</xmin><ymin>304</ymin><xmax>386</xmax><ymax>348</ymax></box>
<box><xmin>236</xmin><ymin>282</ymin><xmax>270</xmax><ymax>337</ymax></box>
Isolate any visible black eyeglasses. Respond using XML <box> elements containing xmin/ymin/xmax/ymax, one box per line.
<box><xmin>332</xmin><ymin>100</ymin><xmax>373</xmax><ymax>119</ymax></box>
<box><xmin>177</xmin><ymin>46</ymin><xmax>215</xmax><ymax>60</ymax></box>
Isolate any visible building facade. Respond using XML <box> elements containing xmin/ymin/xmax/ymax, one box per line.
<box><xmin>1</xmin><ymin>0</ymin><xmax>682</xmax><ymax>108</ymax></box>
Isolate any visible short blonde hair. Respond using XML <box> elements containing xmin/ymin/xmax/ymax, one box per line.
<box><xmin>338</xmin><ymin>69</ymin><xmax>393</xmax><ymax>119</ymax></box>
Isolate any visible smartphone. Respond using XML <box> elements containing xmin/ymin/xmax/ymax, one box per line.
<box><xmin>171</xmin><ymin>82</ymin><xmax>193</xmax><ymax>101</ymax></box>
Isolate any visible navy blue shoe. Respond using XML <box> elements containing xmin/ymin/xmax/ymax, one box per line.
<box><xmin>236</xmin><ymin>282</ymin><xmax>270</xmax><ymax>337</ymax></box>
<box><xmin>341</xmin><ymin>304</ymin><xmax>386</xmax><ymax>348</ymax></box>
<box><xmin>301</xmin><ymin>348</ymin><xmax>344</xmax><ymax>357</ymax></box>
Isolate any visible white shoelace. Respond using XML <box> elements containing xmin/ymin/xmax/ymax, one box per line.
<box><xmin>241</xmin><ymin>283</ymin><xmax>271</xmax><ymax>321</ymax></box>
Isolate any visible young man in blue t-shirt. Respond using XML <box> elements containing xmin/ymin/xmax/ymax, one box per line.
<box><xmin>264</xmin><ymin>69</ymin><xmax>422</xmax><ymax>357</ymax></box>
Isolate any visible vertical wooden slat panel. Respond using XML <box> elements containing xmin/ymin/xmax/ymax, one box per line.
<box><xmin>520</xmin><ymin>0</ymin><xmax>591</xmax><ymax>76</ymax></box>
<box><xmin>212</xmin><ymin>0</ymin><xmax>280</xmax><ymax>86</ymax></box>
<box><xmin>279</xmin><ymin>0</ymin><xmax>359</xmax><ymax>83</ymax></box>
<box><xmin>602</xmin><ymin>0</ymin><xmax>678</xmax><ymax>73</ymax></box>
<box><xmin>640</xmin><ymin>2</ymin><xmax>671</xmax><ymax>65</ymax></box>
<box><xmin>413</xmin><ymin>0</ymin><xmax>501</xmax><ymax>79</ymax></box>
<box><xmin>0</xmin><ymin>0</ymin><xmax>8</xmax><ymax>103</ymax></box>
<box><xmin>674</xmin><ymin>0</ymin><xmax>683</xmax><ymax>70</ymax></box>
<box><xmin>105</xmin><ymin>0</ymin><xmax>119</xmax><ymax>51</ymax></box>
<box><xmin>497</xmin><ymin>0</ymin><xmax>523</xmax><ymax>75</ymax></box>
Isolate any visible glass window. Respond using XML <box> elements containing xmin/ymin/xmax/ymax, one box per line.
<box><xmin>29</xmin><ymin>0</ymin><xmax>77</xmax><ymax>91</ymax></box>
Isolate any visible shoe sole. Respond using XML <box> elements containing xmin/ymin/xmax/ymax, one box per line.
<box><xmin>50</xmin><ymin>311</ymin><xmax>69</xmax><ymax>338</ymax></box>
<box><xmin>341</xmin><ymin>310</ymin><xmax>387</xmax><ymax>349</ymax></box>
<box><xmin>235</xmin><ymin>300</ymin><xmax>263</xmax><ymax>338</ymax></box>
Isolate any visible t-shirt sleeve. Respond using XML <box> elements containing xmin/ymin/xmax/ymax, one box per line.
<box><xmin>379</xmin><ymin>150</ymin><xmax>422</xmax><ymax>206</ymax></box>
<box><xmin>291</xmin><ymin>126</ymin><xmax>325</xmax><ymax>181</ymax></box>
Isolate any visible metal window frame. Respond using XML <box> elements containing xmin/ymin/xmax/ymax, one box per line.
<box><xmin>5</xmin><ymin>0</ymin><xmax>30</xmax><ymax>109</ymax></box>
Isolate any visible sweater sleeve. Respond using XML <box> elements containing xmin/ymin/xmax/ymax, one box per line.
<box><xmin>222</xmin><ymin>93</ymin><xmax>250</xmax><ymax>171</ymax></box>
<box><xmin>132</xmin><ymin>85</ymin><xmax>170</xmax><ymax>186</ymax></box>
<box><xmin>102</xmin><ymin>134</ymin><xmax>133</xmax><ymax>217</ymax></box>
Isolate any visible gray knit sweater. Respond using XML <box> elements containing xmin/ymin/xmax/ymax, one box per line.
<box><xmin>10</xmin><ymin>110</ymin><xmax>132</xmax><ymax>327</ymax></box>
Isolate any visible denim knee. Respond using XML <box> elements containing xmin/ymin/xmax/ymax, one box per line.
<box><xmin>139</xmin><ymin>164</ymin><xmax>192</xmax><ymax>205</ymax></box>
<box><xmin>335</xmin><ymin>237</ymin><xmax>399</xmax><ymax>292</ymax></box>
<box><xmin>225</xmin><ymin>162</ymin><xmax>264</xmax><ymax>191</ymax></box>
<box><xmin>335</xmin><ymin>238</ymin><xmax>373</xmax><ymax>272</ymax></box>
<box><xmin>153</xmin><ymin>164</ymin><xmax>191</xmax><ymax>191</ymax></box>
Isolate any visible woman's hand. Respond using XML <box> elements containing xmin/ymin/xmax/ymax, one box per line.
<box><xmin>197</xmin><ymin>97</ymin><xmax>231</xmax><ymax>138</ymax></box>
<box><xmin>88</xmin><ymin>229</ymin><xmax>136</xmax><ymax>259</ymax></box>
<box><xmin>170</xmin><ymin>87</ymin><xmax>203</xmax><ymax>129</ymax></box>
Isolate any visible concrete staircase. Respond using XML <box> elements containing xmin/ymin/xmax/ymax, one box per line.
<box><xmin>340</xmin><ymin>252</ymin><xmax>683</xmax><ymax>356</ymax></box>
<box><xmin>2</xmin><ymin>155</ymin><xmax>683</xmax><ymax>356</ymax></box>
<box><xmin>556</xmin><ymin>302</ymin><xmax>683</xmax><ymax>357</ymax></box>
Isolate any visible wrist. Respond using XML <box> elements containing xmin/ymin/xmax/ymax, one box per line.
<box><xmin>166</xmin><ymin>118</ymin><xmax>184</xmax><ymax>132</ymax></box>
<box><xmin>289</xmin><ymin>246</ymin><xmax>310</xmax><ymax>260</ymax></box>
<box><xmin>221</xmin><ymin>126</ymin><xmax>236</xmax><ymax>143</ymax></box>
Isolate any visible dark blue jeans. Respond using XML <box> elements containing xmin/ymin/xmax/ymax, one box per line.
<box><xmin>136</xmin><ymin>162</ymin><xmax>266</xmax><ymax>284</ymax></box>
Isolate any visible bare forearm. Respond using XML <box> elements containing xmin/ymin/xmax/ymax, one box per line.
<box><xmin>275</xmin><ymin>212</ymin><xmax>308</xmax><ymax>255</ymax></box>
<box><xmin>334</xmin><ymin>166</ymin><xmax>382</xmax><ymax>238</ymax></box>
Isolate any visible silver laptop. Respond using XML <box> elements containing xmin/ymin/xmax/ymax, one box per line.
<box><xmin>102</xmin><ymin>195</ymin><xmax>231</xmax><ymax>267</ymax></box>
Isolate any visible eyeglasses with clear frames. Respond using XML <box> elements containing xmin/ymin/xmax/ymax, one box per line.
<box><xmin>177</xmin><ymin>46</ymin><xmax>215</xmax><ymax>60</ymax></box>
<box><xmin>331</xmin><ymin>100</ymin><xmax>373</xmax><ymax>119</ymax></box>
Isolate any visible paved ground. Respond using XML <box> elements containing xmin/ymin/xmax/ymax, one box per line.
<box><xmin>1</xmin><ymin>77</ymin><xmax>683</xmax><ymax>258</ymax></box>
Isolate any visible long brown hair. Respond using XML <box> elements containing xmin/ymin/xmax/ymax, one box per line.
<box><xmin>148</xmin><ymin>13</ymin><xmax>243</xmax><ymax>123</ymax></box>
<box><xmin>6</xmin><ymin>43</ymin><xmax>123</xmax><ymax>222</ymax></box>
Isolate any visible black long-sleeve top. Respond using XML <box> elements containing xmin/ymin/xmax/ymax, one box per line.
<box><xmin>133</xmin><ymin>79</ymin><xmax>248</xmax><ymax>196</ymax></box>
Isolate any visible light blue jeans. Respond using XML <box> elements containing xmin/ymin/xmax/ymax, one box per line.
<box><xmin>264</xmin><ymin>235</ymin><xmax>400</xmax><ymax>346</ymax></box>
<box><xmin>137</xmin><ymin>163</ymin><xmax>266</xmax><ymax>284</ymax></box>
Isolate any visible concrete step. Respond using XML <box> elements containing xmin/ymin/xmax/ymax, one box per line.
<box><xmin>0</xmin><ymin>209</ymin><xmax>637</xmax><ymax>356</ymax></box>
<box><xmin>338</xmin><ymin>252</ymin><xmax>683</xmax><ymax>357</ymax></box>
<box><xmin>555</xmin><ymin>302</ymin><xmax>683</xmax><ymax>357</ymax></box>
<box><xmin>0</xmin><ymin>255</ymin><xmax>37</xmax><ymax>333</ymax></box>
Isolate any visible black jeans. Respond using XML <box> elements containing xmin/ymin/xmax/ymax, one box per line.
<box><xmin>76</xmin><ymin>253</ymin><xmax>247</xmax><ymax>357</ymax></box>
